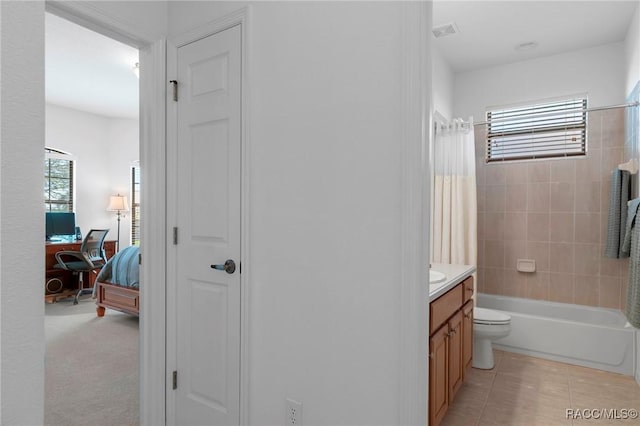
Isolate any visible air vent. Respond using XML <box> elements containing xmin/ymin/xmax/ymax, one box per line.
<box><xmin>432</xmin><ymin>22</ymin><xmax>459</xmax><ymax>38</ymax></box>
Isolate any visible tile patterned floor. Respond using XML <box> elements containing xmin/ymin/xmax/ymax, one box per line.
<box><xmin>441</xmin><ymin>350</ymin><xmax>640</xmax><ymax>426</ymax></box>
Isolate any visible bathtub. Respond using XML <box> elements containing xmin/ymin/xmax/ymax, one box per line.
<box><xmin>477</xmin><ymin>293</ymin><xmax>636</xmax><ymax>376</ymax></box>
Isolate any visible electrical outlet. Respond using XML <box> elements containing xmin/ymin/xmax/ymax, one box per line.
<box><xmin>285</xmin><ymin>398</ymin><xmax>303</xmax><ymax>426</ymax></box>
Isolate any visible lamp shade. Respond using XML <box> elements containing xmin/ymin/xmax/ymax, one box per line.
<box><xmin>107</xmin><ymin>195</ymin><xmax>129</xmax><ymax>212</ymax></box>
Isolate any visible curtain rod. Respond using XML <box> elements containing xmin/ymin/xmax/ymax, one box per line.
<box><xmin>472</xmin><ymin>100</ymin><xmax>640</xmax><ymax>126</ymax></box>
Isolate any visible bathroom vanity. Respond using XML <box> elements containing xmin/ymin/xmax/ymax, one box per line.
<box><xmin>428</xmin><ymin>263</ymin><xmax>475</xmax><ymax>426</ymax></box>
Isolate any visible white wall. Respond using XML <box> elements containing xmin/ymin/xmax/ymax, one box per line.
<box><xmin>0</xmin><ymin>1</ymin><xmax>156</xmax><ymax>420</ymax></box>
<box><xmin>170</xmin><ymin>2</ymin><xmax>410</xmax><ymax>424</ymax></box>
<box><xmin>46</xmin><ymin>104</ymin><xmax>138</xmax><ymax>248</ymax></box>
<box><xmin>433</xmin><ymin>45</ymin><xmax>454</xmax><ymax>121</ymax></box>
<box><xmin>625</xmin><ymin>3</ymin><xmax>640</xmax><ymax>96</ymax></box>
<box><xmin>0</xmin><ymin>1</ymin><xmax>46</xmax><ymax>424</ymax></box>
<box><xmin>454</xmin><ymin>42</ymin><xmax>626</xmax><ymax>120</ymax></box>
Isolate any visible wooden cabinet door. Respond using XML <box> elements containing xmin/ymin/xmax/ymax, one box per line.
<box><xmin>447</xmin><ymin>310</ymin><xmax>463</xmax><ymax>403</ymax></box>
<box><xmin>462</xmin><ymin>300</ymin><xmax>474</xmax><ymax>378</ymax></box>
<box><xmin>429</xmin><ymin>324</ymin><xmax>449</xmax><ymax>426</ymax></box>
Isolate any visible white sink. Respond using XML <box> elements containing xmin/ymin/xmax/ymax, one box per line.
<box><xmin>429</xmin><ymin>270</ymin><xmax>447</xmax><ymax>284</ymax></box>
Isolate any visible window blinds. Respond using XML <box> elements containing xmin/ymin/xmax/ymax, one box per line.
<box><xmin>486</xmin><ymin>98</ymin><xmax>587</xmax><ymax>162</ymax></box>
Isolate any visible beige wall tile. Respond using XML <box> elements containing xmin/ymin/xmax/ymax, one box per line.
<box><xmin>548</xmin><ymin>212</ymin><xmax>574</xmax><ymax>243</ymax></box>
<box><xmin>527</xmin><ymin>242</ymin><xmax>550</xmax><ymax>272</ymax></box>
<box><xmin>503</xmin><ymin>270</ymin><xmax>527</xmax><ymax>298</ymax></box>
<box><xmin>549</xmin><ymin>243</ymin><xmax>574</xmax><ymax>274</ymax></box>
<box><xmin>484</xmin><ymin>267</ymin><xmax>504</xmax><ymax>294</ymax></box>
<box><xmin>550</xmin><ymin>160</ymin><xmax>575</xmax><ymax>183</ymax></box>
<box><xmin>504</xmin><ymin>163</ymin><xmax>528</xmax><ymax>184</ymax></box>
<box><xmin>504</xmin><ymin>212</ymin><xmax>527</xmax><ymax>241</ymax></box>
<box><xmin>587</xmin><ymin>110</ymin><xmax>603</xmax><ymax>149</ymax></box>
<box><xmin>574</xmin><ymin>213</ymin><xmax>600</xmax><ymax>244</ymax></box>
<box><xmin>477</xmin><ymin>240</ymin><xmax>485</xmax><ymax>268</ymax></box>
<box><xmin>602</xmin><ymin>147</ymin><xmax>624</xmax><ymax>179</ymax></box>
<box><xmin>486</xmin><ymin>164</ymin><xmax>507</xmax><ymax>185</ymax></box>
<box><xmin>573</xmin><ymin>274</ymin><xmax>599</xmax><ymax>306</ymax></box>
<box><xmin>599</xmin><ymin>275</ymin><xmax>622</xmax><ymax>309</ymax></box>
<box><xmin>476</xmin><ymin>267</ymin><xmax>486</xmax><ymax>293</ymax></box>
<box><xmin>527</xmin><ymin>162</ymin><xmax>550</xmax><ymax>182</ymax></box>
<box><xmin>575</xmin><ymin>152</ymin><xmax>600</xmax><ymax>182</ymax></box>
<box><xmin>549</xmin><ymin>273</ymin><xmax>574</xmax><ymax>303</ymax></box>
<box><xmin>504</xmin><ymin>240</ymin><xmax>527</xmax><ymax>271</ymax></box>
<box><xmin>574</xmin><ymin>244</ymin><xmax>600</xmax><ymax>276</ymax></box>
<box><xmin>599</xmin><ymin>247</ymin><xmax>624</xmax><ymax>277</ymax></box>
<box><xmin>485</xmin><ymin>212</ymin><xmax>505</xmax><ymax>240</ymax></box>
<box><xmin>477</xmin><ymin>212</ymin><xmax>485</xmax><ymax>241</ymax></box>
<box><xmin>485</xmin><ymin>240</ymin><xmax>505</xmax><ymax>268</ymax></box>
<box><xmin>600</xmin><ymin>180</ymin><xmax>610</xmax><ymax>214</ymax></box>
<box><xmin>574</xmin><ymin>181</ymin><xmax>600</xmax><ymax>213</ymax></box>
<box><xmin>527</xmin><ymin>213</ymin><xmax>549</xmax><ymax>242</ymax></box>
<box><xmin>549</xmin><ymin>182</ymin><xmax>574</xmax><ymax>212</ymax></box>
<box><xmin>477</xmin><ymin>185</ymin><xmax>486</xmax><ymax>212</ymax></box>
<box><xmin>476</xmin><ymin>160</ymin><xmax>487</xmax><ymax>185</ymax></box>
<box><xmin>527</xmin><ymin>182</ymin><xmax>550</xmax><ymax>212</ymax></box>
<box><xmin>485</xmin><ymin>184</ymin><xmax>506</xmax><ymax>212</ymax></box>
<box><xmin>527</xmin><ymin>272</ymin><xmax>549</xmax><ymax>300</ymax></box>
<box><xmin>505</xmin><ymin>184</ymin><xmax>527</xmax><ymax>212</ymax></box>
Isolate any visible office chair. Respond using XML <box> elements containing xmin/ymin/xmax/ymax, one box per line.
<box><xmin>54</xmin><ymin>229</ymin><xmax>110</xmax><ymax>304</ymax></box>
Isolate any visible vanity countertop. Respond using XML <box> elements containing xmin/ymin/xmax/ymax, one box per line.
<box><xmin>429</xmin><ymin>263</ymin><xmax>476</xmax><ymax>302</ymax></box>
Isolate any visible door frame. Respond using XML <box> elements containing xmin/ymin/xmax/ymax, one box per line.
<box><xmin>45</xmin><ymin>1</ymin><xmax>167</xmax><ymax>424</ymax></box>
<box><xmin>165</xmin><ymin>7</ymin><xmax>252</xmax><ymax>425</ymax></box>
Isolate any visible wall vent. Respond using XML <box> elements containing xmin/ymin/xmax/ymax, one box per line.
<box><xmin>432</xmin><ymin>22</ymin><xmax>459</xmax><ymax>38</ymax></box>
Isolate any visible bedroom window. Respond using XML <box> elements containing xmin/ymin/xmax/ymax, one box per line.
<box><xmin>131</xmin><ymin>165</ymin><xmax>140</xmax><ymax>246</ymax></box>
<box><xmin>45</xmin><ymin>147</ymin><xmax>74</xmax><ymax>212</ymax></box>
<box><xmin>486</xmin><ymin>97</ymin><xmax>587</xmax><ymax>162</ymax></box>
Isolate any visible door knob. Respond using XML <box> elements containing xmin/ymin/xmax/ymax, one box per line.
<box><xmin>211</xmin><ymin>259</ymin><xmax>236</xmax><ymax>274</ymax></box>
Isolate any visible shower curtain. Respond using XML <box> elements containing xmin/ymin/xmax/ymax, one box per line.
<box><xmin>431</xmin><ymin>119</ymin><xmax>477</xmax><ymax>266</ymax></box>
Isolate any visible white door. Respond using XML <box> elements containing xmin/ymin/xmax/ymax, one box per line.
<box><xmin>174</xmin><ymin>24</ymin><xmax>241</xmax><ymax>426</ymax></box>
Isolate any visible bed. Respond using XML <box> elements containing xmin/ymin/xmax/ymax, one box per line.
<box><xmin>95</xmin><ymin>245</ymin><xmax>140</xmax><ymax>317</ymax></box>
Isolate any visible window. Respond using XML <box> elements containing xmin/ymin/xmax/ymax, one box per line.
<box><xmin>44</xmin><ymin>148</ymin><xmax>74</xmax><ymax>212</ymax></box>
<box><xmin>131</xmin><ymin>165</ymin><xmax>141</xmax><ymax>246</ymax></box>
<box><xmin>486</xmin><ymin>97</ymin><xmax>587</xmax><ymax>162</ymax></box>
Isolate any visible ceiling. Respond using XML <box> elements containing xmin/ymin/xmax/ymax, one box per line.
<box><xmin>45</xmin><ymin>13</ymin><xmax>139</xmax><ymax>119</ymax></box>
<box><xmin>44</xmin><ymin>2</ymin><xmax>638</xmax><ymax>116</ymax></box>
<box><xmin>433</xmin><ymin>0</ymin><xmax>638</xmax><ymax>73</ymax></box>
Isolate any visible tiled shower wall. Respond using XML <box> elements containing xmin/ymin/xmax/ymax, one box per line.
<box><xmin>476</xmin><ymin>108</ymin><xmax>629</xmax><ymax>310</ymax></box>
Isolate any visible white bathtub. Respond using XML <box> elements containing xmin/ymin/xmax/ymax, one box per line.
<box><xmin>477</xmin><ymin>293</ymin><xmax>636</xmax><ymax>376</ymax></box>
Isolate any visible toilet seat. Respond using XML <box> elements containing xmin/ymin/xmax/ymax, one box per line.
<box><xmin>474</xmin><ymin>307</ymin><xmax>510</xmax><ymax>325</ymax></box>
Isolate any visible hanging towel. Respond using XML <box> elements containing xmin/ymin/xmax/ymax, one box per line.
<box><xmin>605</xmin><ymin>169</ymin><xmax>631</xmax><ymax>258</ymax></box>
<box><xmin>625</xmin><ymin>199</ymin><xmax>640</xmax><ymax>328</ymax></box>
<box><xmin>622</xmin><ymin>198</ymin><xmax>640</xmax><ymax>256</ymax></box>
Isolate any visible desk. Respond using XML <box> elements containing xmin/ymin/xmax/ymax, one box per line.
<box><xmin>45</xmin><ymin>240</ymin><xmax>116</xmax><ymax>303</ymax></box>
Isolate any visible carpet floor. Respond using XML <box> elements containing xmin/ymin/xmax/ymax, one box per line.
<box><xmin>45</xmin><ymin>297</ymin><xmax>139</xmax><ymax>426</ymax></box>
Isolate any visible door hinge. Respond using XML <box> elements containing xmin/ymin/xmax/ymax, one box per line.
<box><xmin>138</xmin><ymin>253</ymin><xmax>142</xmax><ymax>265</ymax></box>
<box><xmin>172</xmin><ymin>370</ymin><xmax>178</xmax><ymax>390</ymax></box>
<box><xmin>169</xmin><ymin>80</ymin><xmax>178</xmax><ymax>101</ymax></box>
<box><xmin>173</xmin><ymin>227</ymin><xmax>178</xmax><ymax>245</ymax></box>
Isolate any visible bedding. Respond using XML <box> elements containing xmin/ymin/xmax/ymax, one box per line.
<box><xmin>96</xmin><ymin>245</ymin><xmax>139</xmax><ymax>288</ymax></box>
<box><xmin>95</xmin><ymin>245</ymin><xmax>140</xmax><ymax>317</ymax></box>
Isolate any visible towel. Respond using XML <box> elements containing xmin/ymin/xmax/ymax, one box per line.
<box><xmin>625</xmin><ymin>200</ymin><xmax>640</xmax><ymax>328</ymax></box>
<box><xmin>621</xmin><ymin>198</ymin><xmax>640</xmax><ymax>256</ymax></box>
<box><xmin>605</xmin><ymin>169</ymin><xmax>631</xmax><ymax>258</ymax></box>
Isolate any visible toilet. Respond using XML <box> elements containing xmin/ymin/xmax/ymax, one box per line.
<box><xmin>473</xmin><ymin>307</ymin><xmax>511</xmax><ymax>369</ymax></box>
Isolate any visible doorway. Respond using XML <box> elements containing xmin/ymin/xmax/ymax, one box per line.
<box><xmin>44</xmin><ymin>11</ymin><xmax>141</xmax><ymax>425</ymax></box>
